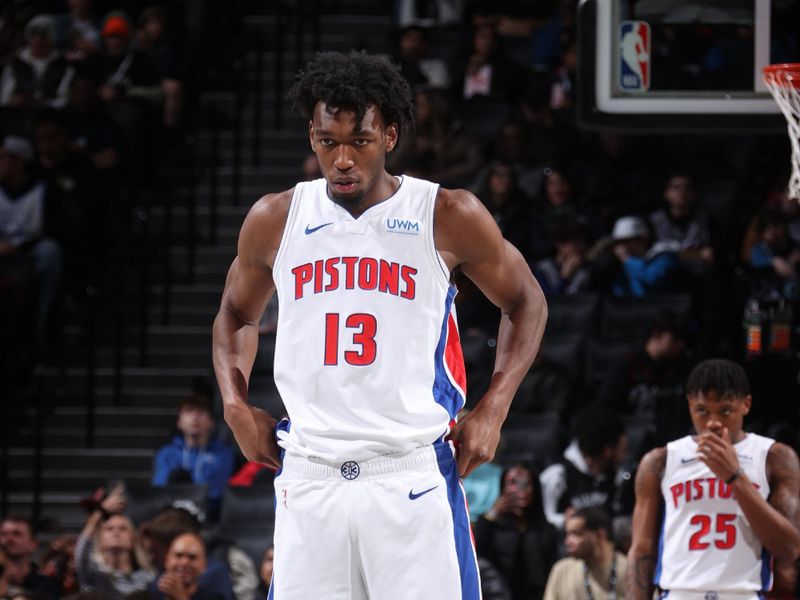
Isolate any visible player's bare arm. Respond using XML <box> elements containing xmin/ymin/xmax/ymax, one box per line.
<box><xmin>626</xmin><ymin>447</ymin><xmax>666</xmax><ymax>600</ymax></box>
<box><xmin>212</xmin><ymin>190</ymin><xmax>292</xmax><ymax>468</ymax></box>
<box><xmin>434</xmin><ymin>187</ymin><xmax>547</xmax><ymax>477</ymax></box>
<box><xmin>696</xmin><ymin>429</ymin><xmax>800</xmax><ymax>562</ymax></box>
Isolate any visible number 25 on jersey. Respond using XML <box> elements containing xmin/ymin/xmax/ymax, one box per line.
<box><xmin>324</xmin><ymin>313</ymin><xmax>377</xmax><ymax>366</ymax></box>
<box><xmin>689</xmin><ymin>513</ymin><xmax>737</xmax><ymax>550</ymax></box>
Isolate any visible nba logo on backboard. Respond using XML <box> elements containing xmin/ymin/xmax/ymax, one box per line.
<box><xmin>620</xmin><ymin>21</ymin><xmax>650</xmax><ymax>92</ymax></box>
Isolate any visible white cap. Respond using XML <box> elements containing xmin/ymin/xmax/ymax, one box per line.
<box><xmin>25</xmin><ymin>14</ymin><xmax>56</xmax><ymax>41</ymax></box>
<box><xmin>2</xmin><ymin>135</ymin><xmax>34</xmax><ymax>163</ymax></box>
<box><xmin>611</xmin><ymin>216</ymin><xmax>649</xmax><ymax>241</ymax></box>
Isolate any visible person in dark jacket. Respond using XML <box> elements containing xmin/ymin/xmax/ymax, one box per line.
<box><xmin>473</xmin><ymin>463</ymin><xmax>559</xmax><ymax>600</ymax></box>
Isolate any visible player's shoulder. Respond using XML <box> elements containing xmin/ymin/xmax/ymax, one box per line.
<box><xmin>434</xmin><ymin>186</ymin><xmax>485</xmax><ymax>220</ymax></box>
<box><xmin>247</xmin><ymin>188</ymin><xmax>295</xmax><ymax>223</ymax></box>
<box><xmin>639</xmin><ymin>446</ymin><xmax>668</xmax><ymax>478</ymax></box>
<box><xmin>766</xmin><ymin>441</ymin><xmax>800</xmax><ymax>477</ymax></box>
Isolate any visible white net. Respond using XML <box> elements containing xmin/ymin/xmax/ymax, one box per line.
<box><xmin>763</xmin><ymin>64</ymin><xmax>800</xmax><ymax>201</ymax></box>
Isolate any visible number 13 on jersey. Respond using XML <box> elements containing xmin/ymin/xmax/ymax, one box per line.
<box><xmin>324</xmin><ymin>313</ymin><xmax>378</xmax><ymax>366</ymax></box>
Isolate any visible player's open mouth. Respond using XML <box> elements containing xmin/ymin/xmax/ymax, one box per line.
<box><xmin>332</xmin><ymin>180</ymin><xmax>357</xmax><ymax>193</ymax></box>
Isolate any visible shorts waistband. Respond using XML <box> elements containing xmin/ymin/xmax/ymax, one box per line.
<box><xmin>280</xmin><ymin>442</ymin><xmax>455</xmax><ymax>481</ymax></box>
<box><xmin>660</xmin><ymin>590</ymin><xmax>762</xmax><ymax>600</ymax></box>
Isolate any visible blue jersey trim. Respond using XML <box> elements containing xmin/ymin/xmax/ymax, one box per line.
<box><xmin>760</xmin><ymin>546</ymin><xmax>773</xmax><ymax>591</ymax></box>
<box><xmin>432</xmin><ymin>286</ymin><xmax>464</xmax><ymax>420</ymax></box>
<box><xmin>436</xmin><ymin>442</ymin><xmax>481</xmax><ymax>599</ymax></box>
<box><xmin>654</xmin><ymin>500</ymin><xmax>666</xmax><ymax>585</ymax></box>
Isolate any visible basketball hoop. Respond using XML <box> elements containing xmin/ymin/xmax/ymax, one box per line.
<box><xmin>763</xmin><ymin>63</ymin><xmax>800</xmax><ymax>201</ymax></box>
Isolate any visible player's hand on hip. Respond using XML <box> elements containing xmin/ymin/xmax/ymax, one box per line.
<box><xmin>696</xmin><ymin>426</ymin><xmax>740</xmax><ymax>482</ymax></box>
<box><xmin>447</xmin><ymin>408</ymin><xmax>502</xmax><ymax>478</ymax></box>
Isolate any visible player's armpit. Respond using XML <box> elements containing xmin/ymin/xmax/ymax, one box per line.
<box><xmin>626</xmin><ymin>447</ymin><xmax>666</xmax><ymax>600</ymax></box>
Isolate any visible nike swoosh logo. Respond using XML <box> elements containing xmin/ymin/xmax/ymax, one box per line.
<box><xmin>409</xmin><ymin>486</ymin><xmax>438</xmax><ymax>500</ymax></box>
<box><xmin>681</xmin><ymin>457</ymin><xmax>697</xmax><ymax>464</ymax></box>
<box><xmin>305</xmin><ymin>222</ymin><xmax>333</xmax><ymax>235</ymax></box>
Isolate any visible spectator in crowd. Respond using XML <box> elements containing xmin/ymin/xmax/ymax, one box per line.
<box><xmin>152</xmin><ymin>393</ymin><xmax>235</xmax><ymax>518</ymax></box>
<box><xmin>649</xmin><ymin>172</ymin><xmax>714</xmax><ymax>275</ymax></box>
<box><xmin>462</xmin><ymin>460</ymin><xmax>503</xmax><ymax>522</ymax></box>
<box><xmin>0</xmin><ymin>545</ymin><xmax>9</xmax><ymax>598</ymax></box>
<box><xmin>594</xmin><ymin>312</ymin><xmax>692</xmax><ymax>450</ymax></box>
<box><xmin>138</xmin><ymin>507</ymin><xmax>253</xmax><ymax>600</ymax></box>
<box><xmin>525</xmin><ymin>165</ymin><xmax>601</xmax><ymax>262</ymax></box>
<box><xmin>543</xmin><ymin>507</ymin><xmax>627</xmax><ymax>600</ymax></box>
<box><xmin>472</xmin><ymin>119</ymin><xmax>544</xmax><ymax>200</ymax></box>
<box><xmin>0</xmin><ymin>516</ymin><xmax>59</xmax><ymax>600</ymax></box>
<box><xmin>605</xmin><ymin>215</ymin><xmax>684</xmax><ymax>298</ymax></box>
<box><xmin>452</xmin><ymin>23</ymin><xmax>524</xmax><ymax>103</ymax></box>
<box><xmin>473</xmin><ymin>464</ymin><xmax>559</xmax><ymax>600</ymax></box>
<box><xmin>63</xmin><ymin>72</ymin><xmax>127</xmax><ymax>173</ymax></box>
<box><xmin>135</xmin><ymin>6</ymin><xmax>183</xmax><ymax>127</ymax></box>
<box><xmin>55</xmin><ymin>0</ymin><xmax>100</xmax><ymax>63</ymax></box>
<box><xmin>539</xmin><ymin>409</ymin><xmax>632</xmax><ymax>530</ymax></box>
<box><xmin>74</xmin><ymin>484</ymin><xmax>154</xmax><ymax>598</ymax></box>
<box><xmin>533</xmin><ymin>219</ymin><xmax>593</xmax><ymax>297</ymax></box>
<box><xmin>474</xmin><ymin>159</ymin><xmax>531</xmax><ymax>249</ymax></box>
<box><xmin>300</xmin><ymin>153</ymin><xmax>321</xmax><ymax>181</ymax></box>
<box><xmin>39</xmin><ymin>534</ymin><xmax>79</xmax><ymax>597</ymax></box>
<box><xmin>150</xmin><ymin>533</ymin><xmax>234</xmax><ymax>600</ymax></box>
<box><xmin>387</xmin><ymin>87</ymin><xmax>482</xmax><ymax>187</ymax></box>
<box><xmin>746</xmin><ymin>208</ymin><xmax>800</xmax><ymax>300</ymax></box>
<box><xmin>254</xmin><ymin>547</ymin><xmax>272</xmax><ymax>600</ymax></box>
<box><xmin>34</xmin><ymin>108</ymin><xmax>97</xmax><ymax>296</ymax></box>
<box><xmin>0</xmin><ymin>135</ymin><xmax>63</xmax><ymax>340</ymax></box>
<box><xmin>392</xmin><ymin>25</ymin><xmax>450</xmax><ymax>91</ymax></box>
<box><xmin>516</xmin><ymin>81</ymin><xmax>580</xmax><ymax>166</ymax></box>
<box><xmin>0</xmin><ymin>14</ymin><xmax>74</xmax><ymax>108</ymax></box>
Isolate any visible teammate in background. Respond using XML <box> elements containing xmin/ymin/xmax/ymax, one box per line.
<box><xmin>212</xmin><ymin>50</ymin><xmax>546</xmax><ymax>599</ymax></box>
<box><xmin>626</xmin><ymin>359</ymin><xmax>800</xmax><ymax>599</ymax></box>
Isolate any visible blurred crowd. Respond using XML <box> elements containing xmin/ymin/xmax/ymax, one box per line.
<box><xmin>2</xmin><ymin>0</ymin><xmax>800</xmax><ymax>599</ymax></box>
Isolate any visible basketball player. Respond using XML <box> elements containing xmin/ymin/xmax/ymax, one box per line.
<box><xmin>211</xmin><ymin>51</ymin><xmax>547</xmax><ymax>600</ymax></box>
<box><xmin>626</xmin><ymin>359</ymin><xmax>800</xmax><ymax>599</ymax></box>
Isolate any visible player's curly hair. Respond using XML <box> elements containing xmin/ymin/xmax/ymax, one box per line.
<box><xmin>686</xmin><ymin>359</ymin><xmax>750</xmax><ymax>399</ymax></box>
<box><xmin>288</xmin><ymin>51</ymin><xmax>414</xmax><ymax>142</ymax></box>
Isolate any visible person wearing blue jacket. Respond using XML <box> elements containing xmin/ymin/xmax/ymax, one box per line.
<box><xmin>152</xmin><ymin>394</ymin><xmax>234</xmax><ymax>519</ymax></box>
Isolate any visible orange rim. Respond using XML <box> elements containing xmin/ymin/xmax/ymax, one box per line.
<box><xmin>763</xmin><ymin>63</ymin><xmax>800</xmax><ymax>88</ymax></box>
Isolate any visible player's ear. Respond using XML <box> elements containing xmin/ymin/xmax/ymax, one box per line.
<box><xmin>308</xmin><ymin>120</ymin><xmax>316</xmax><ymax>152</ymax></box>
<box><xmin>742</xmin><ymin>394</ymin><xmax>752</xmax><ymax>415</ymax></box>
<box><xmin>385</xmin><ymin>123</ymin><xmax>398</xmax><ymax>153</ymax></box>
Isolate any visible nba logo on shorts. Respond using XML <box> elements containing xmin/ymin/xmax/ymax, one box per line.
<box><xmin>620</xmin><ymin>21</ymin><xmax>650</xmax><ymax>92</ymax></box>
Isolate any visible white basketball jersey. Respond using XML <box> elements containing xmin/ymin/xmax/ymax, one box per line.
<box><xmin>657</xmin><ymin>433</ymin><xmax>774</xmax><ymax>594</ymax></box>
<box><xmin>271</xmin><ymin>176</ymin><xmax>467</xmax><ymax>462</ymax></box>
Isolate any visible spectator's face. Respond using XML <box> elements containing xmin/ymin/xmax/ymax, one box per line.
<box><xmin>658</xmin><ymin>331</ymin><xmax>686</xmax><ymax>361</ymax></box>
<box><xmin>497</xmin><ymin>124</ymin><xmax>524</xmax><ymax>160</ymax></box>
<box><xmin>488</xmin><ymin>164</ymin><xmax>513</xmax><ymax>197</ymax></box>
<box><xmin>99</xmin><ymin>516</ymin><xmax>133</xmax><ymax>553</ymax></box>
<box><xmin>763</xmin><ymin>222</ymin><xmax>787</xmax><ymax>248</ymax></box>
<box><xmin>473</xmin><ymin>26</ymin><xmax>495</xmax><ymax>58</ymax></box>
<box><xmin>302</xmin><ymin>154</ymin><xmax>321</xmax><ymax>180</ymax></box>
<box><xmin>0</xmin><ymin>151</ymin><xmax>26</xmax><ymax>184</ymax></box>
<box><xmin>687</xmin><ymin>391</ymin><xmax>750</xmax><ymax>439</ymax></box>
<box><xmin>564</xmin><ymin>516</ymin><xmax>597</xmax><ymax>560</ymax></box>
<box><xmin>259</xmin><ymin>547</ymin><xmax>274</xmax><ymax>585</ymax></box>
<box><xmin>177</xmin><ymin>406</ymin><xmax>213</xmax><ymax>439</ymax></box>
<box><xmin>502</xmin><ymin>466</ymin><xmax>534</xmax><ymax>508</ymax></box>
<box><xmin>310</xmin><ymin>102</ymin><xmax>398</xmax><ymax>208</ymax></box>
<box><xmin>36</xmin><ymin>122</ymin><xmax>68</xmax><ymax>161</ymax></box>
<box><xmin>399</xmin><ymin>29</ymin><xmax>425</xmax><ymax>59</ymax></box>
<box><xmin>69</xmin><ymin>78</ymin><xmax>97</xmax><ymax>112</ymax></box>
<box><xmin>103</xmin><ymin>34</ymin><xmax>129</xmax><ymax>56</ymax></box>
<box><xmin>68</xmin><ymin>0</ymin><xmax>91</xmax><ymax>14</ymax></box>
<box><xmin>142</xmin><ymin>16</ymin><xmax>165</xmax><ymax>42</ymax></box>
<box><xmin>165</xmin><ymin>534</ymin><xmax>206</xmax><ymax>588</ymax></box>
<box><xmin>413</xmin><ymin>92</ymin><xmax>431</xmax><ymax>124</ymax></box>
<box><xmin>664</xmin><ymin>176</ymin><xmax>694</xmax><ymax>216</ymax></box>
<box><xmin>28</xmin><ymin>31</ymin><xmax>53</xmax><ymax>58</ymax></box>
<box><xmin>545</xmin><ymin>171</ymin><xmax>571</xmax><ymax>206</ymax></box>
<box><xmin>0</xmin><ymin>521</ymin><xmax>36</xmax><ymax>560</ymax></box>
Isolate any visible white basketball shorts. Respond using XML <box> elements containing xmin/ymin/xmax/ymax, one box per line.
<box><xmin>267</xmin><ymin>439</ymin><xmax>481</xmax><ymax>599</ymax></box>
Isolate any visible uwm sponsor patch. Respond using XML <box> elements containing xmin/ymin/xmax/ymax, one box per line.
<box><xmin>385</xmin><ymin>218</ymin><xmax>421</xmax><ymax>235</ymax></box>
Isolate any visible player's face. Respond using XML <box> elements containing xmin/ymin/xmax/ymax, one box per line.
<box><xmin>687</xmin><ymin>391</ymin><xmax>751</xmax><ymax>440</ymax></box>
<box><xmin>309</xmin><ymin>102</ymin><xmax>398</xmax><ymax>212</ymax></box>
